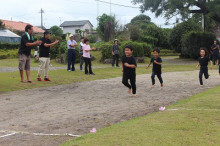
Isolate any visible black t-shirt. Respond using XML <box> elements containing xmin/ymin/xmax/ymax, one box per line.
<box><xmin>211</xmin><ymin>44</ymin><xmax>219</xmax><ymax>55</ymax></box>
<box><xmin>122</xmin><ymin>55</ymin><xmax>137</xmax><ymax>74</ymax></box>
<box><xmin>39</xmin><ymin>38</ymin><xmax>52</xmax><ymax>57</ymax></box>
<box><xmin>199</xmin><ymin>56</ymin><xmax>210</xmax><ymax>67</ymax></box>
<box><xmin>151</xmin><ymin>57</ymin><xmax>162</xmax><ymax>73</ymax></box>
<box><xmin>19</xmin><ymin>33</ymin><xmax>34</xmax><ymax>56</ymax></box>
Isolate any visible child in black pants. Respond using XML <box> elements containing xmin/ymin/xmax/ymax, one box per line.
<box><xmin>196</xmin><ymin>48</ymin><xmax>213</xmax><ymax>85</ymax></box>
<box><xmin>122</xmin><ymin>45</ymin><xmax>137</xmax><ymax>97</ymax></box>
<box><xmin>146</xmin><ymin>48</ymin><xmax>163</xmax><ymax>88</ymax></box>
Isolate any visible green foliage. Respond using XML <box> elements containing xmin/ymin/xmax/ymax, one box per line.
<box><xmin>97</xmin><ymin>13</ymin><xmax>118</xmax><ymax>40</ymax></box>
<box><xmin>0</xmin><ymin>20</ymin><xmax>5</xmax><ymax>29</ymax></box>
<box><xmin>87</xmin><ymin>34</ymin><xmax>98</xmax><ymax>43</ymax></box>
<box><xmin>50</xmin><ymin>25</ymin><xmax>63</xmax><ymax>37</ymax></box>
<box><xmin>131</xmin><ymin>14</ymin><xmax>151</xmax><ymax>24</ymax></box>
<box><xmin>170</xmin><ymin>20</ymin><xmax>203</xmax><ymax>53</ymax></box>
<box><xmin>100</xmin><ymin>42</ymin><xmax>118</xmax><ymax>61</ymax></box>
<box><xmin>0</xmin><ymin>42</ymin><xmax>20</xmax><ymax>50</ymax></box>
<box><xmin>151</xmin><ymin>49</ymin><xmax>180</xmax><ymax>56</ymax></box>
<box><xmin>181</xmin><ymin>31</ymin><xmax>216</xmax><ymax>59</ymax></box>
<box><xmin>0</xmin><ymin>49</ymin><xmax>18</xmax><ymax>59</ymax></box>
<box><xmin>121</xmin><ymin>41</ymin><xmax>144</xmax><ymax>57</ymax></box>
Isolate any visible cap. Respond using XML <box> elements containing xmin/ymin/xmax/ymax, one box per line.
<box><xmin>69</xmin><ymin>34</ymin><xmax>74</xmax><ymax>37</ymax></box>
<box><xmin>44</xmin><ymin>30</ymin><xmax>51</xmax><ymax>35</ymax></box>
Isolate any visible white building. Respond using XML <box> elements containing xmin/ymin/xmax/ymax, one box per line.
<box><xmin>60</xmin><ymin>20</ymin><xmax>93</xmax><ymax>35</ymax></box>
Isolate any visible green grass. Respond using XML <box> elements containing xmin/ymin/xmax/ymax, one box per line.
<box><xmin>0</xmin><ymin>64</ymin><xmax>197</xmax><ymax>93</ymax></box>
<box><xmin>62</xmin><ymin>86</ymin><xmax>220</xmax><ymax>146</ymax></box>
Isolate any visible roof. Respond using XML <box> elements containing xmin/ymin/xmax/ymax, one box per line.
<box><xmin>60</xmin><ymin>20</ymin><xmax>93</xmax><ymax>27</ymax></box>
<box><xmin>1</xmin><ymin>19</ymin><xmax>44</xmax><ymax>33</ymax></box>
<box><xmin>0</xmin><ymin>29</ymin><xmax>20</xmax><ymax>38</ymax></box>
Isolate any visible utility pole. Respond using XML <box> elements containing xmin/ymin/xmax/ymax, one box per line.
<box><xmin>39</xmin><ymin>8</ymin><xmax>44</xmax><ymax>28</ymax></box>
<box><xmin>110</xmin><ymin>0</ymin><xmax>112</xmax><ymax>15</ymax></box>
<box><xmin>97</xmin><ymin>0</ymin><xmax>99</xmax><ymax>28</ymax></box>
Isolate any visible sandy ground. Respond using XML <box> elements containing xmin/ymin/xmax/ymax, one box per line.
<box><xmin>0</xmin><ymin>69</ymin><xmax>220</xmax><ymax>146</ymax></box>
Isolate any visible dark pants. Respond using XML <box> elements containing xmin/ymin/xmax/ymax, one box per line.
<box><xmin>199</xmin><ymin>67</ymin><xmax>209</xmax><ymax>85</ymax></box>
<box><xmin>67</xmin><ymin>49</ymin><xmax>76</xmax><ymax>71</ymax></box>
<box><xmin>151</xmin><ymin>71</ymin><xmax>163</xmax><ymax>85</ymax></box>
<box><xmin>112</xmin><ymin>54</ymin><xmax>119</xmax><ymax>67</ymax></box>
<box><xmin>213</xmin><ymin>54</ymin><xmax>218</xmax><ymax>65</ymax></box>
<box><xmin>83</xmin><ymin>57</ymin><xmax>93</xmax><ymax>74</ymax></box>
<box><xmin>122</xmin><ymin>73</ymin><xmax>136</xmax><ymax>94</ymax></box>
<box><xmin>219</xmin><ymin>65</ymin><xmax>220</xmax><ymax>73</ymax></box>
<box><xmin>79</xmin><ymin>53</ymin><xmax>84</xmax><ymax>70</ymax></box>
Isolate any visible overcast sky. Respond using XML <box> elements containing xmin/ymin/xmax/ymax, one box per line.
<box><xmin>0</xmin><ymin>0</ymin><xmax>176</xmax><ymax>29</ymax></box>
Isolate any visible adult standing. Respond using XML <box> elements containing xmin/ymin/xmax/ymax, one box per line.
<box><xmin>19</xmin><ymin>24</ymin><xmax>42</xmax><ymax>83</ymax></box>
<box><xmin>79</xmin><ymin>37</ymin><xmax>85</xmax><ymax>71</ymax></box>
<box><xmin>67</xmin><ymin>34</ymin><xmax>78</xmax><ymax>71</ymax></box>
<box><xmin>211</xmin><ymin>40</ymin><xmax>219</xmax><ymax>65</ymax></box>
<box><xmin>112</xmin><ymin>39</ymin><xmax>120</xmax><ymax>67</ymax></box>
<box><xmin>36</xmin><ymin>31</ymin><xmax>59</xmax><ymax>81</ymax></box>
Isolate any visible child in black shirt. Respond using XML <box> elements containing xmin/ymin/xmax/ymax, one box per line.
<box><xmin>122</xmin><ymin>45</ymin><xmax>137</xmax><ymax>97</ymax></box>
<box><xmin>196</xmin><ymin>48</ymin><xmax>213</xmax><ymax>85</ymax></box>
<box><xmin>146</xmin><ymin>48</ymin><xmax>163</xmax><ymax>88</ymax></box>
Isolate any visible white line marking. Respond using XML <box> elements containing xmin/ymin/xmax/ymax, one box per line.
<box><xmin>0</xmin><ymin>132</ymin><xmax>17</xmax><ymax>138</ymax></box>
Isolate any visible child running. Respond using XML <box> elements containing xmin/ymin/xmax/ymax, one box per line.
<box><xmin>196</xmin><ymin>48</ymin><xmax>213</xmax><ymax>86</ymax></box>
<box><xmin>217</xmin><ymin>49</ymin><xmax>220</xmax><ymax>75</ymax></box>
<box><xmin>82</xmin><ymin>38</ymin><xmax>96</xmax><ymax>75</ymax></box>
<box><xmin>122</xmin><ymin>45</ymin><xmax>137</xmax><ymax>97</ymax></box>
<box><xmin>146</xmin><ymin>48</ymin><xmax>163</xmax><ymax>88</ymax></box>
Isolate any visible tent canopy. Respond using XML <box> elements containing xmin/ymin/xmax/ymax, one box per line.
<box><xmin>0</xmin><ymin>29</ymin><xmax>21</xmax><ymax>43</ymax></box>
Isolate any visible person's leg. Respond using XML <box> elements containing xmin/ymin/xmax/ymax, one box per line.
<box><xmin>204</xmin><ymin>67</ymin><xmax>209</xmax><ymax>80</ymax></box>
<box><xmin>130</xmin><ymin>73</ymin><xmax>136</xmax><ymax>95</ymax></box>
<box><xmin>44</xmin><ymin>58</ymin><xmax>50</xmax><ymax>78</ymax></box>
<box><xmin>213</xmin><ymin>54</ymin><xmax>217</xmax><ymax>65</ymax></box>
<box><xmin>157</xmin><ymin>73</ymin><xmax>163</xmax><ymax>86</ymax></box>
<box><xmin>88</xmin><ymin>58</ymin><xmax>93</xmax><ymax>74</ymax></box>
<box><xmin>199</xmin><ymin>68</ymin><xmax>204</xmax><ymax>85</ymax></box>
<box><xmin>151</xmin><ymin>71</ymin><xmax>156</xmax><ymax>87</ymax></box>
<box><xmin>219</xmin><ymin>65</ymin><xmax>220</xmax><ymax>75</ymax></box>
<box><xmin>80</xmin><ymin>54</ymin><xmax>84</xmax><ymax>70</ymax></box>
<box><xmin>67</xmin><ymin>50</ymin><xmax>71</xmax><ymax>71</ymax></box>
<box><xmin>84</xmin><ymin>57</ymin><xmax>89</xmax><ymax>74</ymax></box>
<box><xmin>116</xmin><ymin>54</ymin><xmax>119</xmax><ymax>67</ymax></box>
<box><xmin>19</xmin><ymin>54</ymin><xmax>26</xmax><ymax>82</ymax></box>
<box><xmin>37</xmin><ymin>57</ymin><xmax>46</xmax><ymax>78</ymax></box>
<box><xmin>122</xmin><ymin>73</ymin><xmax>132</xmax><ymax>92</ymax></box>
<box><xmin>25</xmin><ymin>55</ymin><xmax>32</xmax><ymax>82</ymax></box>
<box><xmin>72</xmin><ymin>50</ymin><xmax>76</xmax><ymax>71</ymax></box>
<box><xmin>112</xmin><ymin>55</ymin><xmax>115</xmax><ymax>67</ymax></box>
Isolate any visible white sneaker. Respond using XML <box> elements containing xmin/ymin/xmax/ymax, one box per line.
<box><xmin>68</xmin><ymin>70</ymin><xmax>71</xmax><ymax>72</ymax></box>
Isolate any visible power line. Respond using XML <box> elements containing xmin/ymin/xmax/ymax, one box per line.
<box><xmin>94</xmin><ymin>0</ymin><xmax>140</xmax><ymax>9</ymax></box>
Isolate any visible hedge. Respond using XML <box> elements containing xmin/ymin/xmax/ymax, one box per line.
<box><xmin>181</xmin><ymin>31</ymin><xmax>216</xmax><ymax>59</ymax></box>
<box><xmin>0</xmin><ymin>43</ymin><xmax>20</xmax><ymax>50</ymax></box>
<box><xmin>100</xmin><ymin>41</ymin><xmax>152</xmax><ymax>62</ymax></box>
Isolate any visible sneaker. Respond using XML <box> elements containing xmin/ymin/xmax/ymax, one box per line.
<box><xmin>37</xmin><ymin>77</ymin><xmax>42</xmax><ymax>81</ymax></box>
<box><xmin>44</xmin><ymin>77</ymin><xmax>51</xmax><ymax>81</ymax></box>
<box><xmin>68</xmin><ymin>70</ymin><xmax>71</xmax><ymax>72</ymax></box>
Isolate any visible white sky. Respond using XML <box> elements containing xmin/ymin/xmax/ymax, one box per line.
<box><xmin>0</xmin><ymin>0</ymin><xmax>176</xmax><ymax>29</ymax></box>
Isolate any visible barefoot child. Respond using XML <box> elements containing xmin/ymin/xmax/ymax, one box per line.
<box><xmin>82</xmin><ymin>38</ymin><xmax>96</xmax><ymax>75</ymax></box>
<box><xmin>122</xmin><ymin>45</ymin><xmax>137</xmax><ymax>97</ymax></box>
<box><xmin>146</xmin><ymin>48</ymin><xmax>163</xmax><ymax>88</ymax></box>
<box><xmin>196</xmin><ymin>48</ymin><xmax>213</xmax><ymax>85</ymax></box>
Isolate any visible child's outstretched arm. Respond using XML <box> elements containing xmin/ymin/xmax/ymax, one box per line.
<box><xmin>154</xmin><ymin>60</ymin><xmax>162</xmax><ymax>65</ymax></box>
<box><xmin>124</xmin><ymin>63</ymin><xmax>136</xmax><ymax>68</ymax></box>
<box><xmin>146</xmin><ymin>62</ymin><xmax>152</xmax><ymax>69</ymax></box>
<box><xmin>196</xmin><ymin>63</ymin><xmax>200</xmax><ymax>68</ymax></box>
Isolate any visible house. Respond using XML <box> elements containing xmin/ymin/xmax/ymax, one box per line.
<box><xmin>60</xmin><ymin>20</ymin><xmax>93</xmax><ymax>35</ymax></box>
<box><xmin>0</xmin><ymin>29</ymin><xmax>21</xmax><ymax>43</ymax></box>
<box><xmin>1</xmin><ymin>19</ymin><xmax>44</xmax><ymax>36</ymax></box>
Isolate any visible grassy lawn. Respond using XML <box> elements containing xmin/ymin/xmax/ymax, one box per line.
<box><xmin>62</xmin><ymin>86</ymin><xmax>220</xmax><ymax>146</ymax></box>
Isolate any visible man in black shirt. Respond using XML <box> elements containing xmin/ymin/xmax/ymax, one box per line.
<box><xmin>19</xmin><ymin>24</ymin><xmax>42</xmax><ymax>83</ymax></box>
<box><xmin>196</xmin><ymin>48</ymin><xmax>213</xmax><ymax>85</ymax></box>
<box><xmin>112</xmin><ymin>39</ymin><xmax>120</xmax><ymax>67</ymax></box>
<box><xmin>122</xmin><ymin>45</ymin><xmax>137</xmax><ymax>97</ymax></box>
<box><xmin>211</xmin><ymin>40</ymin><xmax>219</xmax><ymax>65</ymax></box>
<box><xmin>36</xmin><ymin>31</ymin><xmax>59</xmax><ymax>81</ymax></box>
<box><xmin>146</xmin><ymin>48</ymin><xmax>163</xmax><ymax>88</ymax></box>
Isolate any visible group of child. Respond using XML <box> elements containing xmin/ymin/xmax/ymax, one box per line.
<box><xmin>122</xmin><ymin>41</ymin><xmax>220</xmax><ymax>97</ymax></box>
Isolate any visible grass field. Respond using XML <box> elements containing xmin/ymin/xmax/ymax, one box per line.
<box><xmin>62</xmin><ymin>86</ymin><xmax>220</xmax><ymax>146</ymax></box>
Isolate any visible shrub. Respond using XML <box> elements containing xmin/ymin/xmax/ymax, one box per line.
<box><xmin>0</xmin><ymin>43</ymin><xmax>20</xmax><ymax>50</ymax></box>
<box><xmin>181</xmin><ymin>31</ymin><xmax>216</xmax><ymax>59</ymax></box>
<box><xmin>121</xmin><ymin>41</ymin><xmax>144</xmax><ymax>57</ymax></box>
<box><xmin>100</xmin><ymin>42</ymin><xmax>117</xmax><ymax>61</ymax></box>
<box><xmin>143</xmin><ymin>43</ymin><xmax>152</xmax><ymax>57</ymax></box>
<box><xmin>170</xmin><ymin>20</ymin><xmax>203</xmax><ymax>53</ymax></box>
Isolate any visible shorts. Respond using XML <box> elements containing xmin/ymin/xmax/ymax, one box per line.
<box><xmin>19</xmin><ymin>54</ymin><xmax>31</xmax><ymax>70</ymax></box>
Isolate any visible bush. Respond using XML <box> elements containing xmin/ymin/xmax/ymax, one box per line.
<box><xmin>121</xmin><ymin>41</ymin><xmax>144</xmax><ymax>57</ymax></box>
<box><xmin>143</xmin><ymin>43</ymin><xmax>152</xmax><ymax>57</ymax></box>
<box><xmin>170</xmin><ymin>20</ymin><xmax>203</xmax><ymax>53</ymax></box>
<box><xmin>151</xmin><ymin>49</ymin><xmax>180</xmax><ymax>56</ymax></box>
<box><xmin>100</xmin><ymin>42</ymin><xmax>117</xmax><ymax>61</ymax></box>
<box><xmin>0</xmin><ymin>43</ymin><xmax>20</xmax><ymax>50</ymax></box>
<box><xmin>181</xmin><ymin>31</ymin><xmax>216</xmax><ymax>59</ymax></box>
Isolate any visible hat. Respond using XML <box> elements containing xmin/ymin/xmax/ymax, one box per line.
<box><xmin>114</xmin><ymin>39</ymin><xmax>118</xmax><ymax>43</ymax></box>
<box><xmin>69</xmin><ymin>34</ymin><xmax>74</xmax><ymax>38</ymax></box>
<box><xmin>44</xmin><ymin>30</ymin><xmax>51</xmax><ymax>35</ymax></box>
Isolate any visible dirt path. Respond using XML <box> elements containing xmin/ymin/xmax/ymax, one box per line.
<box><xmin>0</xmin><ymin>70</ymin><xmax>220</xmax><ymax>146</ymax></box>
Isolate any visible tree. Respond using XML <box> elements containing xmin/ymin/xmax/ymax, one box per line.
<box><xmin>97</xmin><ymin>13</ymin><xmax>118</xmax><ymax>41</ymax></box>
<box><xmin>0</xmin><ymin>20</ymin><xmax>5</xmax><ymax>29</ymax></box>
<box><xmin>132</xmin><ymin>0</ymin><xmax>220</xmax><ymax>24</ymax></box>
<box><xmin>131</xmin><ymin>14</ymin><xmax>151</xmax><ymax>24</ymax></box>
<box><xmin>50</xmin><ymin>25</ymin><xmax>63</xmax><ymax>37</ymax></box>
